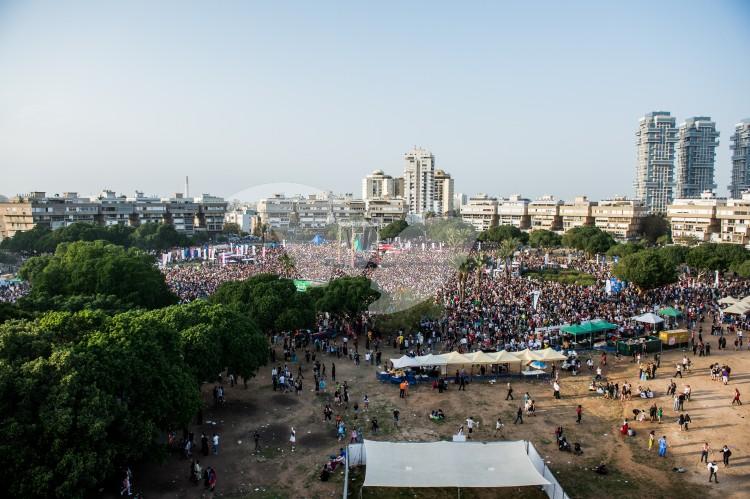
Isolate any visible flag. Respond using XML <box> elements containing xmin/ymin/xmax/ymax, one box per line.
<box><xmin>531</xmin><ymin>290</ymin><xmax>541</xmax><ymax>310</ymax></box>
<box><xmin>605</xmin><ymin>279</ymin><xmax>612</xmax><ymax>295</ymax></box>
<box><xmin>715</xmin><ymin>270</ymin><xmax>719</xmax><ymax>288</ymax></box>
<box><xmin>544</xmin><ymin>253</ymin><xmax>549</xmax><ymax>265</ymax></box>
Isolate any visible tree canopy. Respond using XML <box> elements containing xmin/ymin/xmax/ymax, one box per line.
<box><xmin>312</xmin><ymin>276</ymin><xmax>381</xmax><ymax>318</ymax></box>
<box><xmin>19</xmin><ymin>240</ymin><xmax>177</xmax><ymax>311</ymax></box>
<box><xmin>379</xmin><ymin>219</ymin><xmax>408</xmax><ymax>240</ymax></box>
<box><xmin>528</xmin><ymin>229</ymin><xmax>562</xmax><ymax>248</ymax></box>
<box><xmin>0</xmin><ymin>301</ymin><xmax>267</xmax><ymax>498</ymax></box>
<box><xmin>477</xmin><ymin>225</ymin><xmax>529</xmax><ymax>245</ymax></box>
<box><xmin>685</xmin><ymin>243</ymin><xmax>749</xmax><ymax>273</ymax></box>
<box><xmin>640</xmin><ymin>214</ymin><xmax>671</xmax><ymax>244</ymax></box>
<box><xmin>562</xmin><ymin>226</ymin><xmax>616</xmax><ymax>255</ymax></box>
<box><xmin>612</xmin><ymin>249</ymin><xmax>678</xmax><ymax>290</ymax></box>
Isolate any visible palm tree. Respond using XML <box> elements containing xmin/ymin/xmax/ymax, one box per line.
<box><xmin>473</xmin><ymin>253</ymin><xmax>492</xmax><ymax>287</ymax></box>
<box><xmin>451</xmin><ymin>254</ymin><xmax>475</xmax><ymax>302</ymax></box>
<box><xmin>498</xmin><ymin>237</ymin><xmax>521</xmax><ymax>276</ymax></box>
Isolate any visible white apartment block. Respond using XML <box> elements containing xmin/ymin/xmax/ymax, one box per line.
<box><xmin>592</xmin><ymin>197</ymin><xmax>647</xmax><ymax>241</ymax></box>
<box><xmin>560</xmin><ymin>196</ymin><xmax>596</xmax><ymax>231</ymax></box>
<box><xmin>528</xmin><ymin>195</ymin><xmax>562</xmax><ymax>231</ymax></box>
<box><xmin>667</xmin><ymin>191</ymin><xmax>723</xmax><ymax>243</ymax></box>
<box><xmin>362</xmin><ymin>170</ymin><xmax>396</xmax><ymax>200</ymax></box>
<box><xmin>716</xmin><ymin>192</ymin><xmax>750</xmax><ymax>246</ymax></box>
<box><xmin>497</xmin><ymin>194</ymin><xmax>531</xmax><ymax>229</ymax></box>
<box><xmin>257</xmin><ymin>193</ymin><xmax>365</xmax><ymax>230</ymax></box>
<box><xmin>365</xmin><ymin>198</ymin><xmax>407</xmax><ymax>226</ymax></box>
<box><xmin>403</xmin><ymin>147</ymin><xmax>435</xmax><ymax>215</ymax></box>
<box><xmin>460</xmin><ymin>194</ymin><xmax>498</xmax><ymax>232</ymax></box>
<box><xmin>635</xmin><ymin>111</ymin><xmax>678</xmax><ymax>214</ymax></box>
<box><xmin>225</xmin><ymin>206</ymin><xmax>259</xmax><ymax>234</ymax></box>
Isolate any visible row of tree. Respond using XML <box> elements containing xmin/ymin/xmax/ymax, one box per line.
<box><xmin>0</xmin><ymin>222</ymin><xmax>212</xmax><ymax>255</ymax></box>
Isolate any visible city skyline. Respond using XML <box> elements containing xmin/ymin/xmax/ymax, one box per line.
<box><xmin>0</xmin><ymin>1</ymin><xmax>748</xmax><ymax>200</ymax></box>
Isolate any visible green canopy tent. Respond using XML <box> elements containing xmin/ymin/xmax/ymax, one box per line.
<box><xmin>560</xmin><ymin>320</ymin><xmax>618</xmax><ymax>349</ymax></box>
<box><xmin>658</xmin><ymin>307</ymin><xmax>682</xmax><ymax>318</ymax></box>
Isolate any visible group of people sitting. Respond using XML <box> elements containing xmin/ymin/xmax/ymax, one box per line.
<box><xmin>429</xmin><ymin>409</ymin><xmax>446</xmax><ymax>421</ymax></box>
<box><xmin>320</xmin><ymin>448</ymin><xmax>347</xmax><ymax>481</ymax></box>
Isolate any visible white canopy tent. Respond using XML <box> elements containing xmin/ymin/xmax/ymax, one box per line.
<box><xmin>464</xmin><ymin>351</ymin><xmax>497</xmax><ymax>364</ymax></box>
<box><xmin>360</xmin><ymin>440</ymin><xmax>550</xmax><ymax>488</ymax></box>
<box><xmin>535</xmin><ymin>348</ymin><xmax>568</xmax><ymax>362</ymax></box>
<box><xmin>718</xmin><ymin>296</ymin><xmax>739</xmax><ymax>305</ymax></box>
<box><xmin>724</xmin><ymin>302</ymin><xmax>750</xmax><ymax>315</ymax></box>
<box><xmin>489</xmin><ymin>350</ymin><xmax>522</xmax><ymax>364</ymax></box>
<box><xmin>631</xmin><ymin>312</ymin><xmax>664</xmax><ymax>325</ymax></box>
<box><xmin>514</xmin><ymin>348</ymin><xmax>543</xmax><ymax>362</ymax></box>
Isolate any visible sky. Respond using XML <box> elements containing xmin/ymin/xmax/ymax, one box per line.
<box><xmin>0</xmin><ymin>0</ymin><xmax>748</xmax><ymax>202</ymax></box>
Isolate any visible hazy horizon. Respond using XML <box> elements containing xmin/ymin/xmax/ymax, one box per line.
<box><xmin>1</xmin><ymin>1</ymin><xmax>748</xmax><ymax>201</ymax></box>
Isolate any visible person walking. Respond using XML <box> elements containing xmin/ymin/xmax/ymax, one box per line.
<box><xmin>505</xmin><ymin>382</ymin><xmax>514</xmax><ymax>400</ymax></box>
<box><xmin>700</xmin><ymin>442</ymin><xmax>710</xmax><ymax>464</ymax></box>
<box><xmin>494</xmin><ymin>417</ymin><xmax>504</xmax><ymax>436</ymax></box>
<box><xmin>576</xmin><ymin>405</ymin><xmax>582</xmax><ymax>424</ymax></box>
<box><xmin>253</xmin><ymin>430</ymin><xmax>261</xmax><ymax>453</ymax></box>
<box><xmin>732</xmin><ymin>388</ymin><xmax>742</xmax><ymax>406</ymax></box>
<box><xmin>648</xmin><ymin>431</ymin><xmax>655</xmax><ymax>451</ymax></box>
<box><xmin>331</xmin><ymin>363</ymin><xmax>336</xmax><ymax>382</ymax></box>
<box><xmin>200</xmin><ymin>433</ymin><xmax>209</xmax><ymax>456</ymax></box>
<box><xmin>514</xmin><ymin>406</ymin><xmax>524</xmax><ymax>424</ymax></box>
<box><xmin>708</xmin><ymin>462</ymin><xmax>719</xmax><ymax>483</ymax></box>
<box><xmin>658</xmin><ymin>436</ymin><xmax>668</xmax><ymax>457</ymax></box>
<box><xmin>289</xmin><ymin>427</ymin><xmax>296</xmax><ymax>452</ymax></box>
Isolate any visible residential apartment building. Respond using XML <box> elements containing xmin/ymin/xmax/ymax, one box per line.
<box><xmin>528</xmin><ymin>195</ymin><xmax>562</xmax><ymax>231</ymax></box>
<box><xmin>635</xmin><ymin>111</ymin><xmax>678</xmax><ymax>214</ymax></box>
<box><xmin>362</xmin><ymin>170</ymin><xmax>396</xmax><ymax>200</ymax></box>
<box><xmin>591</xmin><ymin>197</ymin><xmax>647</xmax><ymax>241</ymax></box>
<box><xmin>667</xmin><ymin>191</ymin><xmax>724</xmax><ymax>243</ymax></box>
<box><xmin>716</xmin><ymin>192</ymin><xmax>750</xmax><ymax>246</ymax></box>
<box><xmin>560</xmin><ymin>196</ymin><xmax>596</xmax><ymax>231</ymax></box>
<box><xmin>460</xmin><ymin>194</ymin><xmax>498</xmax><ymax>232</ymax></box>
<box><xmin>433</xmin><ymin>170</ymin><xmax>455</xmax><ymax>216</ymax></box>
<box><xmin>403</xmin><ymin>147</ymin><xmax>435</xmax><ymax>215</ymax></box>
<box><xmin>224</xmin><ymin>206</ymin><xmax>259</xmax><ymax>234</ymax></box>
<box><xmin>0</xmin><ymin>190</ymin><xmax>227</xmax><ymax>240</ymax></box>
<box><xmin>257</xmin><ymin>193</ymin><xmax>366</xmax><ymax>230</ymax></box>
<box><xmin>675</xmin><ymin>117</ymin><xmax>719</xmax><ymax>198</ymax></box>
<box><xmin>497</xmin><ymin>194</ymin><xmax>531</xmax><ymax>229</ymax></box>
<box><xmin>728</xmin><ymin>119</ymin><xmax>750</xmax><ymax>199</ymax></box>
<box><xmin>365</xmin><ymin>198</ymin><xmax>408</xmax><ymax>226</ymax></box>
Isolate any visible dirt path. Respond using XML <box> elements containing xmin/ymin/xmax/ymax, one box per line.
<box><xmin>130</xmin><ymin>336</ymin><xmax>750</xmax><ymax>499</ymax></box>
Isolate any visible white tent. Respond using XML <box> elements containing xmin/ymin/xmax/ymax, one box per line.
<box><xmin>416</xmin><ymin>353</ymin><xmax>445</xmax><ymax>367</ymax></box>
<box><xmin>514</xmin><ymin>348</ymin><xmax>543</xmax><ymax>362</ymax></box>
<box><xmin>535</xmin><ymin>348</ymin><xmax>568</xmax><ymax>362</ymax></box>
<box><xmin>631</xmin><ymin>312</ymin><xmax>664</xmax><ymax>325</ymax></box>
<box><xmin>489</xmin><ymin>350</ymin><xmax>522</xmax><ymax>364</ymax></box>
<box><xmin>437</xmin><ymin>351</ymin><xmax>472</xmax><ymax>365</ymax></box>
<box><xmin>465</xmin><ymin>351</ymin><xmax>497</xmax><ymax>364</ymax></box>
<box><xmin>718</xmin><ymin>296</ymin><xmax>739</xmax><ymax>305</ymax></box>
<box><xmin>390</xmin><ymin>356</ymin><xmax>419</xmax><ymax>369</ymax></box>
<box><xmin>361</xmin><ymin>440</ymin><xmax>549</xmax><ymax>488</ymax></box>
<box><xmin>724</xmin><ymin>302</ymin><xmax>750</xmax><ymax>315</ymax></box>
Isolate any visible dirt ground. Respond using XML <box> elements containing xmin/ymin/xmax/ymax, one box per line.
<box><xmin>133</xmin><ymin>326</ymin><xmax>750</xmax><ymax>499</ymax></box>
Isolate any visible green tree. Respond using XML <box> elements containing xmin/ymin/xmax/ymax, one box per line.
<box><xmin>380</xmin><ymin>220</ymin><xmax>409</xmax><ymax>239</ymax></box>
<box><xmin>640</xmin><ymin>214</ymin><xmax>670</xmax><ymax>244</ymax></box>
<box><xmin>497</xmin><ymin>237</ymin><xmax>521</xmax><ymax>276</ymax></box>
<box><xmin>657</xmin><ymin>245</ymin><xmax>689</xmax><ymax>268</ymax></box>
<box><xmin>562</xmin><ymin>226</ymin><xmax>615</xmax><ymax>255</ymax></box>
<box><xmin>478</xmin><ymin>225</ymin><xmax>529</xmax><ymax>245</ymax></box>
<box><xmin>223</xmin><ymin>222</ymin><xmax>241</xmax><ymax>235</ymax></box>
<box><xmin>686</xmin><ymin>243</ymin><xmax>749</xmax><ymax>273</ymax></box>
<box><xmin>730</xmin><ymin>259</ymin><xmax>750</xmax><ymax>278</ymax></box>
<box><xmin>528</xmin><ymin>229</ymin><xmax>562</xmax><ymax>248</ymax></box>
<box><xmin>606</xmin><ymin>242</ymin><xmax>644</xmax><ymax>258</ymax></box>
<box><xmin>19</xmin><ymin>241</ymin><xmax>177</xmax><ymax>311</ymax></box>
<box><xmin>313</xmin><ymin>276</ymin><xmax>380</xmax><ymax>318</ymax></box>
<box><xmin>613</xmin><ymin>249</ymin><xmax>678</xmax><ymax>290</ymax></box>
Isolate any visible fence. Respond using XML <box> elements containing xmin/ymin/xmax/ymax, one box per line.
<box><xmin>526</xmin><ymin>441</ymin><xmax>570</xmax><ymax>499</ymax></box>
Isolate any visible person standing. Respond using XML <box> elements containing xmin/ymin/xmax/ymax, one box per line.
<box><xmin>201</xmin><ymin>433</ymin><xmax>209</xmax><ymax>456</ymax></box>
<box><xmin>494</xmin><ymin>417</ymin><xmax>504</xmax><ymax>436</ymax></box>
<box><xmin>506</xmin><ymin>382</ymin><xmax>514</xmax><ymax>400</ymax></box>
<box><xmin>553</xmin><ymin>381</ymin><xmax>561</xmax><ymax>400</ymax></box>
<box><xmin>721</xmin><ymin>445</ymin><xmax>731</xmax><ymax>467</ymax></box>
<box><xmin>331</xmin><ymin>363</ymin><xmax>336</xmax><ymax>382</ymax></box>
<box><xmin>289</xmin><ymin>427</ymin><xmax>296</xmax><ymax>451</ymax></box>
<box><xmin>393</xmin><ymin>409</ymin><xmax>400</xmax><ymax>427</ymax></box>
<box><xmin>708</xmin><ymin>462</ymin><xmax>719</xmax><ymax>483</ymax></box>
<box><xmin>466</xmin><ymin>416</ymin><xmax>475</xmax><ymax>438</ymax></box>
<box><xmin>399</xmin><ymin>380</ymin><xmax>407</xmax><ymax>398</ymax></box>
<box><xmin>732</xmin><ymin>388</ymin><xmax>742</xmax><ymax>406</ymax></box>
<box><xmin>648</xmin><ymin>431</ymin><xmax>655</xmax><ymax>451</ymax></box>
<box><xmin>700</xmin><ymin>442</ymin><xmax>710</xmax><ymax>464</ymax></box>
<box><xmin>514</xmin><ymin>406</ymin><xmax>524</xmax><ymax>424</ymax></box>
<box><xmin>253</xmin><ymin>430</ymin><xmax>261</xmax><ymax>453</ymax></box>
<box><xmin>576</xmin><ymin>405</ymin><xmax>582</xmax><ymax>424</ymax></box>
<box><xmin>212</xmin><ymin>433</ymin><xmax>219</xmax><ymax>455</ymax></box>
<box><xmin>658</xmin><ymin>436</ymin><xmax>668</xmax><ymax>457</ymax></box>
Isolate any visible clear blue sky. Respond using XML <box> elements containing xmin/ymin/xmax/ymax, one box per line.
<box><xmin>0</xmin><ymin>0</ymin><xmax>748</xmax><ymax>201</ymax></box>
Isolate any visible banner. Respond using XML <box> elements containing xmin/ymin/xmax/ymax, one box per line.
<box><xmin>531</xmin><ymin>290</ymin><xmax>541</xmax><ymax>310</ymax></box>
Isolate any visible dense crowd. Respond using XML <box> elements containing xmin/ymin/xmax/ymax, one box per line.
<box><xmin>0</xmin><ymin>282</ymin><xmax>29</xmax><ymax>303</ymax></box>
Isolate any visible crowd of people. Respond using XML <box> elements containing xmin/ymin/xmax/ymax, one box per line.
<box><xmin>0</xmin><ymin>282</ymin><xmax>28</xmax><ymax>303</ymax></box>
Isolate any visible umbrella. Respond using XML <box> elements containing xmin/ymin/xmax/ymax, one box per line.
<box><xmin>631</xmin><ymin>312</ymin><xmax>664</xmax><ymax>325</ymax></box>
<box><xmin>718</xmin><ymin>296</ymin><xmax>739</xmax><ymax>305</ymax></box>
<box><xmin>658</xmin><ymin>307</ymin><xmax>682</xmax><ymax>318</ymax></box>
